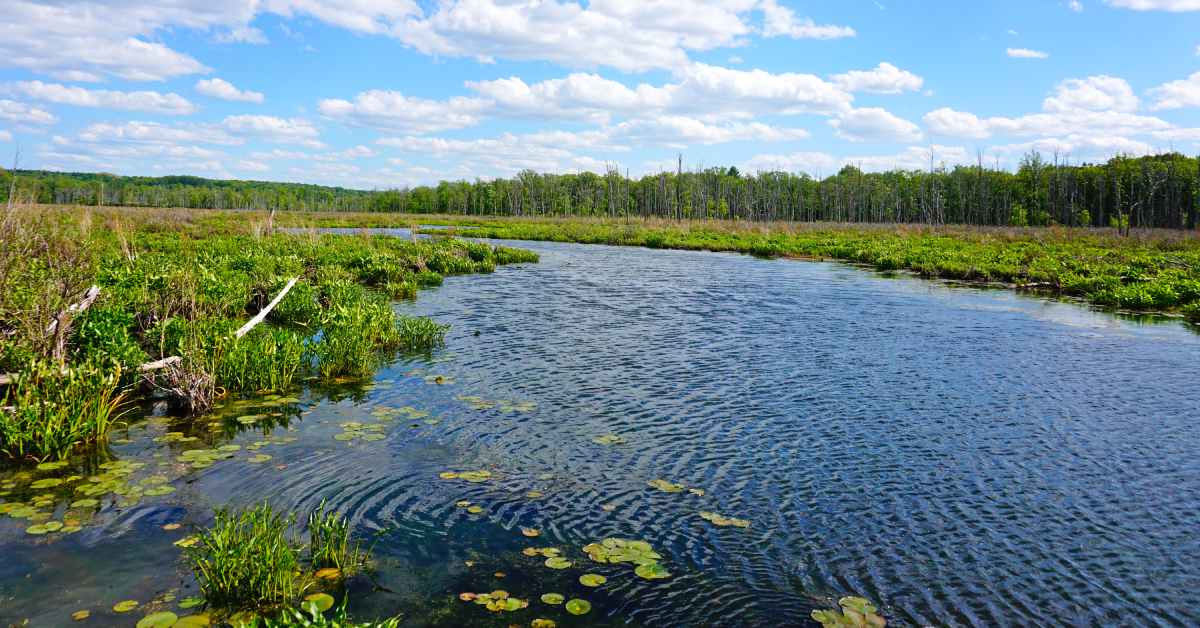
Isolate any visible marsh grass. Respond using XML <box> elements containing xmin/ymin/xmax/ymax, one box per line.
<box><xmin>0</xmin><ymin>359</ymin><xmax>129</xmax><ymax>460</ymax></box>
<box><xmin>187</xmin><ymin>503</ymin><xmax>304</xmax><ymax>610</ymax></box>
<box><xmin>307</xmin><ymin>500</ymin><xmax>364</xmax><ymax>573</ymax></box>
<box><xmin>261</xmin><ymin>604</ymin><xmax>401</xmax><ymax>628</ymax></box>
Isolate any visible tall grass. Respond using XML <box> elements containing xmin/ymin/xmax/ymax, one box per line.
<box><xmin>0</xmin><ymin>360</ymin><xmax>129</xmax><ymax>461</ymax></box>
<box><xmin>307</xmin><ymin>500</ymin><xmax>363</xmax><ymax>573</ymax></box>
<box><xmin>187</xmin><ymin>503</ymin><xmax>304</xmax><ymax>610</ymax></box>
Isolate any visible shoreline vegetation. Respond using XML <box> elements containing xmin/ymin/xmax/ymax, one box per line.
<box><xmin>0</xmin><ymin>205</ymin><xmax>538</xmax><ymax>462</ymax></box>
<box><xmin>268</xmin><ymin>210</ymin><xmax>1200</xmax><ymax>322</ymax></box>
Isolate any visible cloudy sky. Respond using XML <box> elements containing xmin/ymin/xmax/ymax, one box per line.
<box><xmin>1</xmin><ymin>0</ymin><xmax>1199</xmax><ymax>188</ymax></box>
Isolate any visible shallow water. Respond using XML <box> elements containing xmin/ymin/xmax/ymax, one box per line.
<box><xmin>2</xmin><ymin>236</ymin><xmax>1199</xmax><ymax>627</ymax></box>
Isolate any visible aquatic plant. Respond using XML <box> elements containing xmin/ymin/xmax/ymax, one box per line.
<box><xmin>185</xmin><ymin>503</ymin><xmax>304</xmax><ymax>610</ymax></box>
<box><xmin>0</xmin><ymin>359</ymin><xmax>129</xmax><ymax>460</ymax></box>
<box><xmin>811</xmin><ymin>596</ymin><xmax>887</xmax><ymax>628</ymax></box>
<box><xmin>307</xmin><ymin>500</ymin><xmax>364</xmax><ymax>574</ymax></box>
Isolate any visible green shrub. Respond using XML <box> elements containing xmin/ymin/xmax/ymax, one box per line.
<box><xmin>215</xmin><ymin>327</ymin><xmax>307</xmax><ymax>393</ymax></box>
<box><xmin>71</xmin><ymin>306</ymin><xmax>148</xmax><ymax>371</ymax></box>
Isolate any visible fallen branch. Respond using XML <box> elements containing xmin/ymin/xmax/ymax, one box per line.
<box><xmin>46</xmin><ymin>285</ymin><xmax>101</xmax><ymax>336</ymax></box>
<box><xmin>236</xmin><ymin>277</ymin><xmax>298</xmax><ymax>338</ymax></box>
<box><xmin>137</xmin><ymin>356</ymin><xmax>183</xmax><ymax>372</ymax></box>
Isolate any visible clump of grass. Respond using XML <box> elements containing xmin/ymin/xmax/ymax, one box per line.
<box><xmin>307</xmin><ymin>499</ymin><xmax>364</xmax><ymax>573</ymax></box>
<box><xmin>262</xmin><ymin>604</ymin><xmax>400</xmax><ymax>627</ymax></box>
<box><xmin>0</xmin><ymin>359</ymin><xmax>129</xmax><ymax>461</ymax></box>
<box><xmin>396</xmin><ymin>316</ymin><xmax>448</xmax><ymax>351</ymax></box>
<box><xmin>214</xmin><ymin>326</ymin><xmax>307</xmax><ymax>393</ymax></box>
<box><xmin>186</xmin><ymin>503</ymin><xmax>304</xmax><ymax>610</ymax></box>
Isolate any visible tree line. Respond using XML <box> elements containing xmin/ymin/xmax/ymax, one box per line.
<box><xmin>4</xmin><ymin>152</ymin><xmax>1198</xmax><ymax>229</ymax></box>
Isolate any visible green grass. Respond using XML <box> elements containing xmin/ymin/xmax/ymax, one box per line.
<box><xmin>0</xmin><ymin>206</ymin><xmax>537</xmax><ymax>461</ymax></box>
<box><xmin>307</xmin><ymin>499</ymin><xmax>364</xmax><ymax>573</ymax></box>
<box><xmin>0</xmin><ymin>359</ymin><xmax>130</xmax><ymax>461</ymax></box>
<box><xmin>186</xmin><ymin>503</ymin><xmax>304</xmax><ymax>610</ymax></box>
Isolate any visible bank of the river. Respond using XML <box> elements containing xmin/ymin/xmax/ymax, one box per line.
<box><xmin>255</xmin><ymin>210</ymin><xmax>1200</xmax><ymax>321</ymax></box>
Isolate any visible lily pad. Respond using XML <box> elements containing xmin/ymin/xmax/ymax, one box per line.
<box><xmin>145</xmin><ymin>486</ymin><xmax>176</xmax><ymax>497</ymax></box>
<box><xmin>592</xmin><ymin>434</ymin><xmax>626</xmax><ymax>446</ymax></box>
<box><xmin>303</xmin><ymin>592</ymin><xmax>335</xmax><ymax>612</ymax></box>
<box><xmin>113</xmin><ymin>600</ymin><xmax>139</xmax><ymax>613</ymax></box>
<box><xmin>71</xmin><ymin>610</ymin><xmax>90</xmax><ymax>621</ymax></box>
<box><xmin>174</xmin><ymin>616</ymin><xmax>211</xmax><ymax>628</ymax></box>
<box><xmin>70</xmin><ymin>499</ymin><xmax>99</xmax><ymax>508</ymax></box>
<box><xmin>579</xmin><ymin>574</ymin><xmax>607</xmax><ymax>587</ymax></box>
<box><xmin>540</xmin><ymin>593</ymin><xmax>564</xmax><ymax>605</ymax></box>
<box><xmin>520</xmin><ymin>527</ymin><xmax>540</xmax><ymax>537</ymax></box>
<box><xmin>531</xmin><ymin>620</ymin><xmax>557</xmax><ymax>628</ymax></box>
<box><xmin>178</xmin><ymin>596</ymin><xmax>204</xmax><ymax>609</ymax></box>
<box><xmin>544</xmin><ymin>557</ymin><xmax>572</xmax><ymax>569</ymax></box>
<box><xmin>314</xmin><ymin>567</ymin><xmax>342</xmax><ymax>581</ymax></box>
<box><xmin>37</xmin><ymin>461</ymin><xmax>69</xmax><ymax>471</ymax></box>
<box><xmin>647</xmin><ymin>479</ymin><xmax>685</xmax><ymax>493</ymax></box>
<box><xmin>467</xmin><ymin>505</ymin><xmax>483</xmax><ymax>514</ymax></box>
<box><xmin>136</xmin><ymin>611</ymin><xmax>179</xmax><ymax>628</ymax></box>
<box><xmin>247</xmin><ymin>454</ymin><xmax>272</xmax><ymax>463</ymax></box>
<box><xmin>699</xmin><ymin>511</ymin><xmax>750</xmax><ymax>528</ymax></box>
<box><xmin>565</xmin><ymin>599</ymin><xmax>592</xmax><ymax>616</ymax></box>
<box><xmin>634</xmin><ymin>563</ymin><xmax>671</xmax><ymax>580</ymax></box>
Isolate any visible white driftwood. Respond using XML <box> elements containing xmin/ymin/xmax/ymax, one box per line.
<box><xmin>137</xmin><ymin>356</ymin><xmax>183</xmax><ymax>372</ymax></box>
<box><xmin>235</xmin><ymin>277</ymin><xmax>298</xmax><ymax>339</ymax></box>
<box><xmin>46</xmin><ymin>285</ymin><xmax>101</xmax><ymax>335</ymax></box>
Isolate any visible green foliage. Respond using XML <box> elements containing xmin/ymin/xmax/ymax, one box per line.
<box><xmin>186</xmin><ymin>503</ymin><xmax>303</xmax><ymax>610</ymax></box>
<box><xmin>1009</xmin><ymin>203</ymin><xmax>1028</xmax><ymax>227</ymax></box>
<box><xmin>71</xmin><ymin>307</ymin><xmax>148</xmax><ymax>370</ymax></box>
<box><xmin>0</xmin><ymin>359</ymin><xmax>129</xmax><ymax>461</ymax></box>
<box><xmin>256</xmin><ymin>604</ymin><xmax>400</xmax><ymax>628</ymax></box>
<box><xmin>811</xmin><ymin>596</ymin><xmax>886</xmax><ymax>628</ymax></box>
<box><xmin>215</xmin><ymin>327</ymin><xmax>307</xmax><ymax>393</ymax></box>
<box><xmin>307</xmin><ymin>500</ymin><xmax>363</xmax><ymax>573</ymax></box>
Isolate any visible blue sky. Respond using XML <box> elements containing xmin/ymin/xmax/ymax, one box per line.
<box><xmin>1</xmin><ymin>0</ymin><xmax>1199</xmax><ymax>188</ymax></box>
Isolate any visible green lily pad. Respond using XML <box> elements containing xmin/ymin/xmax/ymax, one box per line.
<box><xmin>540</xmin><ymin>593</ymin><xmax>564</xmax><ymax>605</ymax></box>
<box><xmin>113</xmin><ymin>600</ymin><xmax>139</xmax><ymax>613</ymax></box>
<box><xmin>544</xmin><ymin>557</ymin><xmax>572</xmax><ymax>569</ymax></box>
<box><xmin>71</xmin><ymin>610</ymin><xmax>90</xmax><ymax>621</ymax></box>
<box><xmin>592</xmin><ymin>434</ymin><xmax>626</xmax><ymax>446</ymax></box>
<box><xmin>247</xmin><ymin>454</ymin><xmax>272</xmax><ymax>463</ymax></box>
<box><xmin>467</xmin><ymin>505</ymin><xmax>483</xmax><ymax>514</ymax></box>
<box><xmin>37</xmin><ymin>461</ymin><xmax>69</xmax><ymax>471</ymax></box>
<box><xmin>70</xmin><ymin>499</ymin><xmax>99</xmax><ymax>508</ymax></box>
<box><xmin>174</xmin><ymin>616</ymin><xmax>211</xmax><ymax>627</ymax></box>
<box><xmin>565</xmin><ymin>599</ymin><xmax>592</xmax><ymax>616</ymax></box>
<box><xmin>178</xmin><ymin>596</ymin><xmax>204</xmax><ymax>609</ymax></box>
<box><xmin>647</xmin><ymin>479</ymin><xmax>685</xmax><ymax>493</ymax></box>
<box><xmin>145</xmin><ymin>486</ymin><xmax>176</xmax><ymax>497</ymax></box>
<box><xmin>303</xmin><ymin>592</ymin><xmax>335</xmax><ymax>612</ymax></box>
<box><xmin>579</xmin><ymin>574</ymin><xmax>607</xmax><ymax>587</ymax></box>
<box><xmin>634</xmin><ymin>563</ymin><xmax>671</xmax><ymax>580</ymax></box>
<box><xmin>136</xmin><ymin>611</ymin><xmax>179</xmax><ymax>628</ymax></box>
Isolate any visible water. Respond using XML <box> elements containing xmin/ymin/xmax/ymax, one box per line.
<box><xmin>2</xmin><ymin>236</ymin><xmax>1199</xmax><ymax>627</ymax></box>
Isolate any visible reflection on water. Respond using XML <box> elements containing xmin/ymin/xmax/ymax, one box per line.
<box><xmin>2</xmin><ymin>237</ymin><xmax>1199</xmax><ymax>627</ymax></box>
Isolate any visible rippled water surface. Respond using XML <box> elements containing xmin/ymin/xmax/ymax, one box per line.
<box><xmin>2</xmin><ymin>236</ymin><xmax>1199</xmax><ymax>627</ymax></box>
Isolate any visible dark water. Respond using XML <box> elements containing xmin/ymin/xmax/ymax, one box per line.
<box><xmin>2</xmin><ymin>236</ymin><xmax>1199</xmax><ymax>627</ymax></box>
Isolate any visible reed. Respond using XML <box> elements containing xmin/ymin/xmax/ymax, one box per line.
<box><xmin>186</xmin><ymin>503</ymin><xmax>304</xmax><ymax>610</ymax></box>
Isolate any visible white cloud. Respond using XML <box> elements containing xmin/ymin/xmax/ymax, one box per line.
<box><xmin>5</xmin><ymin>81</ymin><xmax>196</xmax><ymax>115</ymax></box>
<box><xmin>829</xmin><ymin>107</ymin><xmax>922</xmax><ymax>142</ymax></box>
<box><xmin>1147</xmin><ymin>71</ymin><xmax>1200</xmax><ymax>110</ymax></box>
<box><xmin>831</xmin><ymin>62</ymin><xmax>923</xmax><ymax>94</ymax></box>
<box><xmin>378</xmin><ymin>131</ymin><xmax>608</xmax><ymax>179</ymax></box>
<box><xmin>1106</xmin><ymin>0</ymin><xmax>1200</xmax><ymax>10</ymax></box>
<box><xmin>744</xmin><ymin>144</ymin><xmax>971</xmax><ymax>174</ymax></box>
<box><xmin>1043</xmin><ymin>75</ymin><xmax>1138</xmax><ymax>113</ymax></box>
<box><xmin>760</xmin><ymin>0</ymin><xmax>856</xmax><ymax>39</ymax></box>
<box><xmin>923</xmin><ymin>107</ymin><xmax>990</xmax><ymax>139</ymax></box>
<box><xmin>215</xmin><ymin>25</ymin><xmax>268</xmax><ymax>44</ymax></box>
<box><xmin>1007</xmin><ymin>48</ymin><xmax>1049</xmax><ymax>59</ymax></box>
<box><xmin>990</xmin><ymin>135</ymin><xmax>1154</xmax><ymax>158</ymax></box>
<box><xmin>222</xmin><ymin>114</ymin><xmax>323</xmax><ymax>148</ymax></box>
<box><xmin>0</xmin><ymin>99</ymin><xmax>56</xmax><ymax>125</ymax></box>
<box><xmin>318</xmin><ymin>90</ymin><xmax>489</xmax><ymax>133</ymax></box>
<box><xmin>49</xmin><ymin>70</ymin><xmax>103</xmax><ymax>83</ymax></box>
<box><xmin>77</xmin><ymin>120</ymin><xmax>239</xmax><ymax>145</ymax></box>
<box><xmin>195</xmin><ymin>78</ymin><xmax>264</xmax><ymax>103</ymax></box>
<box><xmin>1068</xmin><ymin>0</ymin><xmax>1084</xmax><ymax>11</ymax></box>
<box><xmin>0</xmin><ymin>129</ymin><xmax>11</xmax><ymax>142</ymax></box>
<box><xmin>237</xmin><ymin>159</ymin><xmax>271</xmax><ymax>172</ymax></box>
<box><xmin>610</xmin><ymin>116</ymin><xmax>809</xmax><ymax>147</ymax></box>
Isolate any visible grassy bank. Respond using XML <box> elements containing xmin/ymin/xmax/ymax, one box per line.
<box><xmin>0</xmin><ymin>206</ymin><xmax>537</xmax><ymax>461</ymax></box>
<box><xmin>258</xmin><ymin>210</ymin><xmax>1200</xmax><ymax>320</ymax></box>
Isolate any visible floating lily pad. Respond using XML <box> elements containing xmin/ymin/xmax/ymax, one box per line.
<box><xmin>113</xmin><ymin>600</ymin><xmax>139</xmax><ymax>613</ymax></box>
<box><xmin>174</xmin><ymin>615</ymin><xmax>211</xmax><ymax>628</ymax></box>
<box><xmin>521</xmin><ymin>527</ymin><xmax>540</xmax><ymax>537</ymax></box>
<box><xmin>565</xmin><ymin>599</ymin><xmax>592</xmax><ymax>616</ymax></box>
<box><xmin>26</xmin><ymin>521</ymin><xmax>63</xmax><ymax>535</ymax></box>
<box><xmin>71</xmin><ymin>610</ymin><xmax>90</xmax><ymax>621</ymax></box>
<box><xmin>247</xmin><ymin>454</ymin><xmax>272</xmax><ymax>463</ymax></box>
<box><xmin>178</xmin><ymin>596</ymin><xmax>204</xmax><ymax>609</ymax></box>
<box><xmin>699</xmin><ymin>511</ymin><xmax>750</xmax><ymax>528</ymax></box>
<box><xmin>579</xmin><ymin>574</ymin><xmax>607</xmax><ymax>587</ymax></box>
<box><xmin>304</xmin><ymin>592</ymin><xmax>335</xmax><ymax>612</ymax></box>
<box><xmin>136</xmin><ymin>611</ymin><xmax>178</xmax><ymax>628</ymax></box>
<box><xmin>314</xmin><ymin>567</ymin><xmax>342</xmax><ymax>580</ymax></box>
<box><xmin>634</xmin><ymin>563</ymin><xmax>671</xmax><ymax>580</ymax></box>
<box><xmin>438</xmin><ymin>471</ymin><xmax>459</xmax><ymax>480</ymax></box>
<box><xmin>145</xmin><ymin>486</ymin><xmax>176</xmax><ymax>497</ymax></box>
<box><xmin>647</xmin><ymin>479</ymin><xmax>685</xmax><ymax>493</ymax></box>
<box><xmin>70</xmin><ymin>499</ymin><xmax>99</xmax><ymax>508</ymax></box>
<box><xmin>455</xmin><ymin>500</ymin><xmax>471</xmax><ymax>508</ymax></box>
<box><xmin>591</xmin><ymin>434</ymin><xmax>626</xmax><ymax>446</ymax></box>
<box><xmin>544</xmin><ymin>557</ymin><xmax>572</xmax><ymax>569</ymax></box>
<box><xmin>531</xmin><ymin>620</ymin><xmax>557</xmax><ymax>628</ymax></box>
<box><xmin>540</xmin><ymin>593</ymin><xmax>564</xmax><ymax>605</ymax></box>
<box><xmin>467</xmin><ymin>505</ymin><xmax>483</xmax><ymax>514</ymax></box>
<box><xmin>37</xmin><ymin>461</ymin><xmax>69</xmax><ymax>471</ymax></box>
<box><xmin>30</xmin><ymin>478</ymin><xmax>64</xmax><ymax>489</ymax></box>
<box><xmin>525</xmin><ymin>490</ymin><xmax>544</xmax><ymax>499</ymax></box>
<box><xmin>163</xmin><ymin>523</ymin><xmax>182</xmax><ymax>531</ymax></box>
<box><xmin>173</xmin><ymin>536</ymin><xmax>199</xmax><ymax>548</ymax></box>
<box><xmin>811</xmin><ymin>596</ymin><xmax>886</xmax><ymax>628</ymax></box>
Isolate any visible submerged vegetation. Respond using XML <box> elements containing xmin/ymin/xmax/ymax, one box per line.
<box><xmin>0</xmin><ymin>205</ymin><xmax>538</xmax><ymax>461</ymax></box>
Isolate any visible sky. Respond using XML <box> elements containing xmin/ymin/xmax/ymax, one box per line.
<box><xmin>1</xmin><ymin>0</ymin><xmax>1200</xmax><ymax>189</ymax></box>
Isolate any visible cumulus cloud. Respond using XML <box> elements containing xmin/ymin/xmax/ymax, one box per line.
<box><xmin>923</xmin><ymin>107</ymin><xmax>991</xmax><ymax>139</ymax></box>
<box><xmin>195</xmin><ymin>78</ymin><xmax>264</xmax><ymax>103</ymax></box>
<box><xmin>0</xmin><ymin>99</ymin><xmax>56</xmax><ymax>125</ymax></box>
<box><xmin>830</xmin><ymin>62</ymin><xmax>923</xmax><ymax>94</ymax></box>
<box><xmin>1042</xmin><ymin>75</ymin><xmax>1138</xmax><ymax>113</ymax></box>
<box><xmin>1007</xmin><ymin>47</ymin><xmax>1049</xmax><ymax>59</ymax></box>
<box><xmin>222</xmin><ymin>114</ymin><xmax>323</xmax><ymax>148</ymax></box>
<box><xmin>743</xmin><ymin>144</ymin><xmax>971</xmax><ymax>174</ymax></box>
<box><xmin>829</xmin><ymin>107</ymin><xmax>922</xmax><ymax>142</ymax></box>
<box><xmin>4</xmin><ymin>81</ymin><xmax>196</xmax><ymax>115</ymax></box>
<box><xmin>760</xmin><ymin>0</ymin><xmax>856</xmax><ymax>39</ymax></box>
<box><xmin>318</xmin><ymin>90</ymin><xmax>489</xmax><ymax>133</ymax></box>
<box><xmin>1105</xmin><ymin>0</ymin><xmax>1200</xmax><ymax>10</ymax></box>
<box><xmin>1147</xmin><ymin>71</ymin><xmax>1200</xmax><ymax>110</ymax></box>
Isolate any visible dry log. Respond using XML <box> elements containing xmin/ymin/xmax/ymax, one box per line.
<box><xmin>45</xmin><ymin>285</ymin><xmax>100</xmax><ymax>336</ymax></box>
<box><xmin>235</xmin><ymin>277</ymin><xmax>298</xmax><ymax>338</ymax></box>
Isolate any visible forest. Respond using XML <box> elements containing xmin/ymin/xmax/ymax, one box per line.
<box><xmin>2</xmin><ymin>152</ymin><xmax>1198</xmax><ymax>230</ymax></box>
